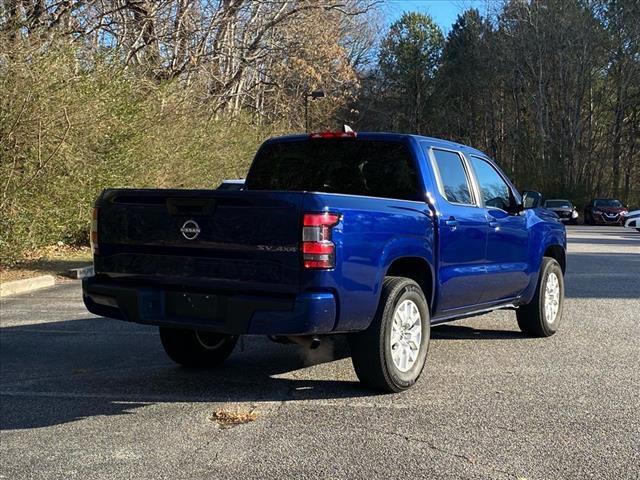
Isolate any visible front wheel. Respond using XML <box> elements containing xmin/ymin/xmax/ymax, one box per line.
<box><xmin>349</xmin><ymin>277</ymin><xmax>430</xmax><ymax>392</ymax></box>
<box><xmin>517</xmin><ymin>257</ymin><xmax>564</xmax><ymax>337</ymax></box>
<box><xmin>159</xmin><ymin>327</ymin><xmax>238</xmax><ymax>367</ymax></box>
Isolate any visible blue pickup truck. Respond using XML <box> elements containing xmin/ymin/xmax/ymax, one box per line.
<box><xmin>83</xmin><ymin>131</ymin><xmax>566</xmax><ymax>392</ymax></box>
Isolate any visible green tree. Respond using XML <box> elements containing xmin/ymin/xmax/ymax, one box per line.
<box><xmin>496</xmin><ymin>0</ymin><xmax>609</xmax><ymax>196</ymax></box>
<box><xmin>353</xmin><ymin>2</ymin><xmax>639</xmax><ymax>207</ymax></box>
<box><xmin>597</xmin><ymin>0</ymin><xmax>640</xmax><ymax>200</ymax></box>
<box><xmin>378</xmin><ymin>12</ymin><xmax>444</xmax><ymax>133</ymax></box>
<box><xmin>432</xmin><ymin>9</ymin><xmax>496</xmax><ymax>155</ymax></box>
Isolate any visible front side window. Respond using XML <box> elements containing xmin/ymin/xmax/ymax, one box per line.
<box><xmin>431</xmin><ymin>149</ymin><xmax>473</xmax><ymax>205</ymax></box>
<box><xmin>470</xmin><ymin>156</ymin><xmax>512</xmax><ymax>211</ymax></box>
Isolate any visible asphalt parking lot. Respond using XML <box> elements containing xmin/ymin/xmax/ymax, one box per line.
<box><xmin>1</xmin><ymin>225</ymin><xmax>639</xmax><ymax>479</ymax></box>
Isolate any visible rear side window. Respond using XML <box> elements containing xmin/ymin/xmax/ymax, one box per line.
<box><xmin>431</xmin><ymin>149</ymin><xmax>473</xmax><ymax>205</ymax></box>
<box><xmin>245</xmin><ymin>140</ymin><xmax>420</xmax><ymax>201</ymax></box>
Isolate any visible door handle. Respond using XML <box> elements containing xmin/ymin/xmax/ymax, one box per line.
<box><xmin>445</xmin><ymin>217</ymin><xmax>458</xmax><ymax>227</ymax></box>
<box><xmin>488</xmin><ymin>217</ymin><xmax>499</xmax><ymax>229</ymax></box>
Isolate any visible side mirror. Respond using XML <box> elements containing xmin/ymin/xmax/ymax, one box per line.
<box><xmin>522</xmin><ymin>190</ymin><xmax>544</xmax><ymax>209</ymax></box>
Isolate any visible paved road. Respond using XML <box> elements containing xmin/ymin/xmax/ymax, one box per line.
<box><xmin>1</xmin><ymin>226</ymin><xmax>639</xmax><ymax>479</ymax></box>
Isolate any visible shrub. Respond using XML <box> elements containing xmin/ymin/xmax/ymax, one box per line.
<box><xmin>0</xmin><ymin>40</ymin><xmax>285</xmax><ymax>265</ymax></box>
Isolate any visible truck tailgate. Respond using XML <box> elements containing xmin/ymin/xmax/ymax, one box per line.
<box><xmin>95</xmin><ymin>189</ymin><xmax>303</xmax><ymax>293</ymax></box>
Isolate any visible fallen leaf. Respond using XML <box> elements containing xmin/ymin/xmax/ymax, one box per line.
<box><xmin>210</xmin><ymin>409</ymin><xmax>258</xmax><ymax>429</ymax></box>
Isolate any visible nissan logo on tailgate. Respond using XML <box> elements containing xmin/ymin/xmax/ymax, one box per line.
<box><xmin>180</xmin><ymin>220</ymin><xmax>201</xmax><ymax>240</ymax></box>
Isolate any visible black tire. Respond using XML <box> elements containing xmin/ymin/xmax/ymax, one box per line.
<box><xmin>159</xmin><ymin>327</ymin><xmax>238</xmax><ymax>367</ymax></box>
<box><xmin>349</xmin><ymin>277</ymin><xmax>430</xmax><ymax>393</ymax></box>
<box><xmin>517</xmin><ymin>257</ymin><xmax>564</xmax><ymax>337</ymax></box>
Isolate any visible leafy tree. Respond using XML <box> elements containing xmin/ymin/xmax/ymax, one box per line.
<box><xmin>377</xmin><ymin>12</ymin><xmax>444</xmax><ymax>133</ymax></box>
<box><xmin>597</xmin><ymin>0</ymin><xmax>640</xmax><ymax>199</ymax></box>
<box><xmin>355</xmin><ymin>1</ymin><xmax>639</xmax><ymax>206</ymax></box>
<box><xmin>432</xmin><ymin>9</ymin><xmax>496</xmax><ymax>154</ymax></box>
<box><xmin>496</xmin><ymin>0</ymin><xmax>610</xmax><ymax>196</ymax></box>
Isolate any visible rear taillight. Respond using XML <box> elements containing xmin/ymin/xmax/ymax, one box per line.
<box><xmin>90</xmin><ymin>207</ymin><xmax>99</xmax><ymax>255</ymax></box>
<box><xmin>302</xmin><ymin>212</ymin><xmax>340</xmax><ymax>269</ymax></box>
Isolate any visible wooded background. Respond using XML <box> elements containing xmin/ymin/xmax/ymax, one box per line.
<box><xmin>1</xmin><ymin>0</ymin><xmax>639</xmax><ymax>263</ymax></box>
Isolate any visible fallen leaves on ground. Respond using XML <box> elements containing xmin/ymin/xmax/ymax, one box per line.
<box><xmin>210</xmin><ymin>409</ymin><xmax>259</xmax><ymax>429</ymax></box>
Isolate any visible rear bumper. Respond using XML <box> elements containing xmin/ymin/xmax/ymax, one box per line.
<box><xmin>82</xmin><ymin>277</ymin><xmax>336</xmax><ymax>335</ymax></box>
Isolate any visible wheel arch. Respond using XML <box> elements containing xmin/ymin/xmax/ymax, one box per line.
<box><xmin>519</xmin><ymin>219</ymin><xmax>567</xmax><ymax>306</ymax></box>
<box><xmin>385</xmin><ymin>256</ymin><xmax>435</xmax><ymax>312</ymax></box>
<box><xmin>544</xmin><ymin>244</ymin><xmax>566</xmax><ymax>274</ymax></box>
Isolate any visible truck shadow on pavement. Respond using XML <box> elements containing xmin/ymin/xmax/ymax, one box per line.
<box><xmin>0</xmin><ymin>318</ymin><xmax>361</xmax><ymax>430</ymax></box>
<box><xmin>430</xmin><ymin>324</ymin><xmax>523</xmax><ymax>340</ymax></box>
<box><xmin>0</xmin><ymin>317</ymin><xmax>527</xmax><ymax>431</ymax></box>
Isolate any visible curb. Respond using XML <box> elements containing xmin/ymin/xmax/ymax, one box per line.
<box><xmin>67</xmin><ymin>265</ymin><xmax>94</xmax><ymax>279</ymax></box>
<box><xmin>0</xmin><ymin>275</ymin><xmax>56</xmax><ymax>298</ymax></box>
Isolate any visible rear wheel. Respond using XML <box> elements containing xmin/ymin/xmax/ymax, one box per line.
<box><xmin>517</xmin><ymin>257</ymin><xmax>564</xmax><ymax>337</ymax></box>
<box><xmin>159</xmin><ymin>327</ymin><xmax>238</xmax><ymax>367</ymax></box>
<box><xmin>349</xmin><ymin>277</ymin><xmax>430</xmax><ymax>392</ymax></box>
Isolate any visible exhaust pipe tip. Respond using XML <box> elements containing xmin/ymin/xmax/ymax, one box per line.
<box><xmin>282</xmin><ymin>335</ymin><xmax>322</xmax><ymax>349</ymax></box>
<box><xmin>309</xmin><ymin>336</ymin><xmax>321</xmax><ymax>350</ymax></box>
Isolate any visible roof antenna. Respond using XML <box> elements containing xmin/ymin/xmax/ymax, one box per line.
<box><xmin>342</xmin><ymin>124</ymin><xmax>354</xmax><ymax>133</ymax></box>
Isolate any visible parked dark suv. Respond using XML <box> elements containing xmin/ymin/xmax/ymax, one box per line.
<box><xmin>544</xmin><ymin>199</ymin><xmax>578</xmax><ymax>224</ymax></box>
<box><xmin>584</xmin><ymin>199</ymin><xmax>628</xmax><ymax>225</ymax></box>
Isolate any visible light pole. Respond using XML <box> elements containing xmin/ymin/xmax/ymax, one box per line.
<box><xmin>304</xmin><ymin>90</ymin><xmax>325</xmax><ymax>132</ymax></box>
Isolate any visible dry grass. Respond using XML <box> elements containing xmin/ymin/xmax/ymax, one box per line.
<box><xmin>210</xmin><ymin>409</ymin><xmax>259</xmax><ymax>429</ymax></box>
<box><xmin>0</xmin><ymin>244</ymin><xmax>92</xmax><ymax>283</ymax></box>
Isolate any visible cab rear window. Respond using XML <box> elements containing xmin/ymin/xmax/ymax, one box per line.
<box><xmin>245</xmin><ymin>140</ymin><xmax>421</xmax><ymax>201</ymax></box>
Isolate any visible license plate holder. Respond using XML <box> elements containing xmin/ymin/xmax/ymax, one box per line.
<box><xmin>166</xmin><ymin>292</ymin><xmax>219</xmax><ymax>320</ymax></box>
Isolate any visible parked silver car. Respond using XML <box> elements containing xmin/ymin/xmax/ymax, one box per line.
<box><xmin>623</xmin><ymin>210</ymin><xmax>640</xmax><ymax>232</ymax></box>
